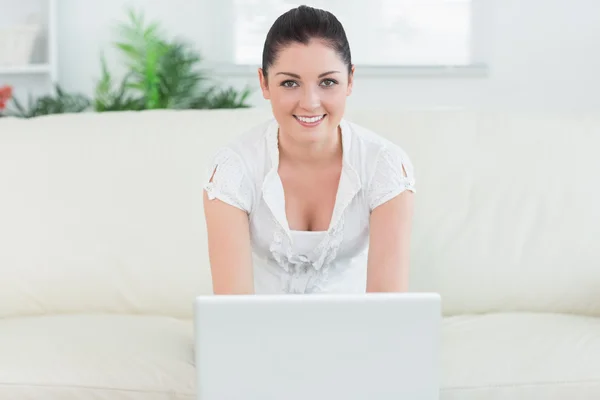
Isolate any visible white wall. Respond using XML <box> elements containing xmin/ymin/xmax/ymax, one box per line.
<box><xmin>5</xmin><ymin>0</ymin><xmax>600</xmax><ymax>112</ymax></box>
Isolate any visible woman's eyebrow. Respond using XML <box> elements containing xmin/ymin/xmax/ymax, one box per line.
<box><xmin>275</xmin><ymin>70</ymin><xmax>341</xmax><ymax>79</ymax></box>
<box><xmin>318</xmin><ymin>70</ymin><xmax>341</xmax><ymax>77</ymax></box>
<box><xmin>275</xmin><ymin>72</ymin><xmax>301</xmax><ymax>78</ymax></box>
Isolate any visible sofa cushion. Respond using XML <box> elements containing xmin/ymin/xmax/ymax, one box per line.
<box><xmin>0</xmin><ymin>312</ymin><xmax>598</xmax><ymax>400</ymax></box>
<box><xmin>2</xmin><ymin>110</ymin><xmax>600</xmax><ymax>318</ymax></box>
<box><xmin>0</xmin><ymin>314</ymin><xmax>195</xmax><ymax>400</ymax></box>
<box><xmin>442</xmin><ymin>312</ymin><xmax>600</xmax><ymax>399</ymax></box>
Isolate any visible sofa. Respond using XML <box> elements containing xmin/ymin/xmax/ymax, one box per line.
<box><xmin>0</xmin><ymin>107</ymin><xmax>599</xmax><ymax>399</ymax></box>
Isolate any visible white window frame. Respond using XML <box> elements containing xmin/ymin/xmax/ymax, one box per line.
<box><xmin>202</xmin><ymin>0</ymin><xmax>491</xmax><ymax>78</ymax></box>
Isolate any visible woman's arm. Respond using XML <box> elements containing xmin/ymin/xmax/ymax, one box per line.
<box><xmin>366</xmin><ymin>190</ymin><xmax>415</xmax><ymax>292</ymax></box>
<box><xmin>203</xmin><ymin>190</ymin><xmax>254</xmax><ymax>294</ymax></box>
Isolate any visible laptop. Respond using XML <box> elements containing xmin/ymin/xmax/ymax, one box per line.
<box><xmin>194</xmin><ymin>292</ymin><xmax>441</xmax><ymax>400</ymax></box>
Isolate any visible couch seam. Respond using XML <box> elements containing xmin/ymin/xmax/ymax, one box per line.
<box><xmin>443</xmin><ymin>378</ymin><xmax>600</xmax><ymax>392</ymax></box>
<box><xmin>0</xmin><ymin>382</ymin><xmax>194</xmax><ymax>398</ymax></box>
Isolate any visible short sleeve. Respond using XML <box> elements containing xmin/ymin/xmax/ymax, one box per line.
<box><xmin>367</xmin><ymin>145</ymin><xmax>416</xmax><ymax>211</ymax></box>
<box><xmin>203</xmin><ymin>147</ymin><xmax>254</xmax><ymax>213</ymax></box>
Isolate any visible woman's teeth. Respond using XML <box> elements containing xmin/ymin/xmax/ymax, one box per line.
<box><xmin>296</xmin><ymin>115</ymin><xmax>324</xmax><ymax>123</ymax></box>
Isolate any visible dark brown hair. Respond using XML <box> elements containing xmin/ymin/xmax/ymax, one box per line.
<box><xmin>261</xmin><ymin>5</ymin><xmax>353</xmax><ymax>78</ymax></box>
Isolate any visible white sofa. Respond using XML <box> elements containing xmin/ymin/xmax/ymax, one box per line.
<box><xmin>0</xmin><ymin>108</ymin><xmax>599</xmax><ymax>399</ymax></box>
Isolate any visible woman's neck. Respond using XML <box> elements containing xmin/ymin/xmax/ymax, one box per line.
<box><xmin>278</xmin><ymin>126</ymin><xmax>342</xmax><ymax>167</ymax></box>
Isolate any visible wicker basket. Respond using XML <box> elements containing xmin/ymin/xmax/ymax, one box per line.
<box><xmin>0</xmin><ymin>24</ymin><xmax>40</xmax><ymax>66</ymax></box>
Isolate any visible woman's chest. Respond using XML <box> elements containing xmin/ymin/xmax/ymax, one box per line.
<box><xmin>249</xmin><ymin>192</ymin><xmax>370</xmax><ymax>264</ymax></box>
<box><xmin>277</xmin><ymin>163</ymin><xmax>342</xmax><ymax>232</ymax></box>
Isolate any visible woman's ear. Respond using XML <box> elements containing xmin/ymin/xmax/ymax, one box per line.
<box><xmin>258</xmin><ymin>68</ymin><xmax>271</xmax><ymax>100</ymax></box>
<box><xmin>346</xmin><ymin>65</ymin><xmax>355</xmax><ymax>96</ymax></box>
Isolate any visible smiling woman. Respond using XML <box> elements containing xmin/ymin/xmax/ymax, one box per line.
<box><xmin>203</xmin><ymin>5</ymin><xmax>416</xmax><ymax>295</ymax></box>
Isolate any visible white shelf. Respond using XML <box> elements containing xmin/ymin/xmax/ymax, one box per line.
<box><xmin>0</xmin><ymin>64</ymin><xmax>52</xmax><ymax>75</ymax></box>
<box><xmin>0</xmin><ymin>0</ymin><xmax>57</xmax><ymax>84</ymax></box>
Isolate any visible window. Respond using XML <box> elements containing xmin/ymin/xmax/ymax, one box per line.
<box><xmin>232</xmin><ymin>0</ymin><xmax>473</xmax><ymax>67</ymax></box>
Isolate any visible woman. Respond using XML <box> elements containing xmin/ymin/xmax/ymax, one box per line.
<box><xmin>203</xmin><ymin>5</ymin><xmax>416</xmax><ymax>295</ymax></box>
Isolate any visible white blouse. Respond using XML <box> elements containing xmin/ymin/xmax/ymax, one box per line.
<box><xmin>204</xmin><ymin>118</ymin><xmax>416</xmax><ymax>294</ymax></box>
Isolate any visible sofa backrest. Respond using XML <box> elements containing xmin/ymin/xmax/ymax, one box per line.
<box><xmin>0</xmin><ymin>108</ymin><xmax>599</xmax><ymax>318</ymax></box>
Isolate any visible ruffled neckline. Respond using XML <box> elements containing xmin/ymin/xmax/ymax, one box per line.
<box><xmin>261</xmin><ymin>119</ymin><xmax>362</xmax><ymax>293</ymax></box>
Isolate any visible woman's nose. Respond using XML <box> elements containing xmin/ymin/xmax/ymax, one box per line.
<box><xmin>299</xmin><ymin>87</ymin><xmax>320</xmax><ymax>111</ymax></box>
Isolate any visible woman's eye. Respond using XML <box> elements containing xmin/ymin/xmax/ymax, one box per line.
<box><xmin>321</xmin><ymin>79</ymin><xmax>338</xmax><ymax>87</ymax></box>
<box><xmin>281</xmin><ymin>80</ymin><xmax>298</xmax><ymax>88</ymax></box>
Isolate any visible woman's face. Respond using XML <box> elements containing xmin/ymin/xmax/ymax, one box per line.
<box><xmin>258</xmin><ymin>39</ymin><xmax>354</xmax><ymax>145</ymax></box>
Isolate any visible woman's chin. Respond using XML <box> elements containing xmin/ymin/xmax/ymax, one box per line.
<box><xmin>291</xmin><ymin>126</ymin><xmax>334</xmax><ymax>144</ymax></box>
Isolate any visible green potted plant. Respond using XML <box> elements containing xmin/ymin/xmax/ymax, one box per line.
<box><xmin>95</xmin><ymin>8</ymin><xmax>254</xmax><ymax>112</ymax></box>
<box><xmin>4</xmin><ymin>8</ymin><xmax>254</xmax><ymax>119</ymax></box>
<box><xmin>6</xmin><ymin>85</ymin><xmax>90</xmax><ymax>118</ymax></box>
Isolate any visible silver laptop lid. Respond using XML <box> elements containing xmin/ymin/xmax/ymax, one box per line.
<box><xmin>194</xmin><ymin>293</ymin><xmax>441</xmax><ymax>400</ymax></box>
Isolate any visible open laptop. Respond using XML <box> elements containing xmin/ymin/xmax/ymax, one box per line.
<box><xmin>194</xmin><ymin>292</ymin><xmax>441</xmax><ymax>400</ymax></box>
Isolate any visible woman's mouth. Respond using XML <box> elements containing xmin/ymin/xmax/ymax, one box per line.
<box><xmin>294</xmin><ymin>114</ymin><xmax>326</xmax><ymax>127</ymax></box>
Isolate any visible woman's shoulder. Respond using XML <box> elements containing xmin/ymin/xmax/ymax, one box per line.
<box><xmin>203</xmin><ymin>119</ymin><xmax>276</xmax><ymax>212</ymax></box>
<box><xmin>341</xmin><ymin>119</ymin><xmax>417</xmax><ymax>208</ymax></box>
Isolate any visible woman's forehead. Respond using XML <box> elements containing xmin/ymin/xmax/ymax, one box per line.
<box><xmin>271</xmin><ymin>41</ymin><xmax>346</xmax><ymax>73</ymax></box>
